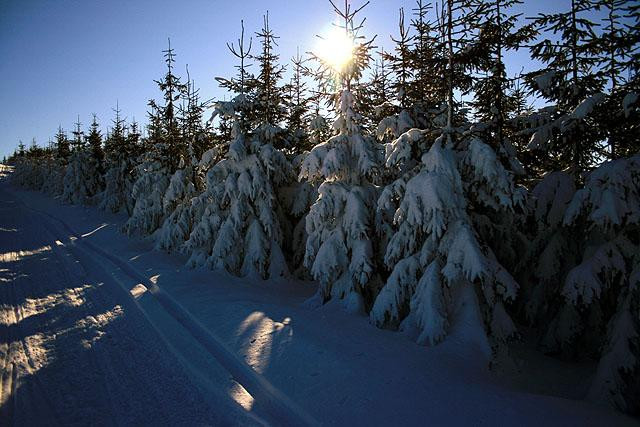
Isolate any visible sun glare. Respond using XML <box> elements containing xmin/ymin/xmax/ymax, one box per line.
<box><xmin>315</xmin><ymin>26</ymin><xmax>355</xmax><ymax>73</ymax></box>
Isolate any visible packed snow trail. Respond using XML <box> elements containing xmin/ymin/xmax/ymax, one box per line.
<box><xmin>1</xmin><ymin>172</ymin><xmax>636</xmax><ymax>426</ymax></box>
<box><xmin>0</xmin><ymin>183</ymin><xmax>306</xmax><ymax>426</ymax></box>
<box><xmin>21</xmin><ymin>197</ymin><xmax>318</xmax><ymax>426</ymax></box>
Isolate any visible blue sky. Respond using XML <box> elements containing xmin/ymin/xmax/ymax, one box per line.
<box><xmin>0</xmin><ymin>0</ymin><xmax>567</xmax><ymax>158</ymax></box>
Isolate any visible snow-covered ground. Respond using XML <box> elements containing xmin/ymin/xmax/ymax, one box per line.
<box><xmin>0</xmin><ymin>170</ymin><xmax>635</xmax><ymax>426</ymax></box>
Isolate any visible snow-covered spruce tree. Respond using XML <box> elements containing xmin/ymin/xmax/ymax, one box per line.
<box><xmin>285</xmin><ymin>153</ymin><xmax>317</xmax><ymax>277</ymax></box>
<box><xmin>39</xmin><ymin>140</ymin><xmax>59</xmax><ymax>192</ymax></box>
<box><xmin>299</xmin><ymin>1</ymin><xmax>382</xmax><ymax>312</ymax></box>
<box><xmin>179</xmin><ymin>73</ymin><xmax>213</xmax><ymax>167</ymax></box>
<box><xmin>306</xmin><ymin>77</ymin><xmax>334</xmax><ymax>147</ymax></box>
<box><xmin>278</xmin><ymin>50</ymin><xmax>320</xmax><ymax>276</ymax></box>
<box><xmin>123</xmin><ymin>40</ymin><xmax>187</xmax><ymax>237</ymax></box>
<box><xmin>506</xmin><ymin>73</ymin><xmax>542</xmax><ymax>182</ymax></box>
<box><xmin>9</xmin><ymin>142</ymin><xmax>30</xmax><ymax>186</ymax></box>
<box><xmin>211</xmin><ymin>110</ymin><xmax>233</xmax><ymax>156</ymax></box>
<box><xmin>285</xmin><ymin>77</ymin><xmax>334</xmax><ymax>277</ymax></box>
<box><xmin>528</xmin><ymin>155</ymin><xmax>640</xmax><ymax>414</ymax></box>
<box><xmin>460</xmin><ymin>0</ymin><xmax>535</xmax><ymax>272</ymax></box>
<box><xmin>183</xmin><ymin>19</ymin><xmax>255</xmax><ymax>270</ymax></box>
<box><xmin>30</xmin><ymin>139</ymin><xmax>46</xmax><ymax>189</ymax></box>
<box><xmin>515</xmin><ymin>0</ymin><xmax>639</xmax><ymax>321</ymax></box>
<box><xmin>154</xmin><ymin>40</ymin><xmax>189</xmax><ymax>172</ymax></box>
<box><xmin>184</xmin><ymin>101</ymin><xmax>293</xmax><ymax>278</ymax></box>
<box><xmin>10</xmin><ymin>142</ymin><xmax>29</xmax><ymax>187</ymax></box>
<box><xmin>100</xmin><ymin>106</ymin><xmax>140</xmax><ymax>214</ymax></box>
<box><xmin>376</xmin><ymin>0</ymin><xmax>476</xmax><ymax>276</ymax></box>
<box><xmin>22</xmin><ymin>128</ymin><xmax>68</xmax><ymax>196</ymax></box>
<box><xmin>371</xmin><ymin>129</ymin><xmax>525</xmax><ymax>347</ymax></box>
<box><xmin>85</xmin><ymin>115</ymin><xmax>106</xmax><ymax>196</ymax></box>
<box><xmin>154</xmin><ymin>156</ymin><xmax>199</xmax><ymax>251</ymax></box>
<box><xmin>370</xmin><ymin>0</ymin><xmax>525</xmax><ymax>348</ymax></box>
<box><xmin>12</xmin><ymin>139</ymin><xmax>48</xmax><ymax>190</ymax></box>
<box><xmin>40</xmin><ymin>126</ymin><xmax>70</xmax><ymax>195</ymax></box>
<box><xmin>123</xmin><ymin>108</ymin><xmax>171</xmax><ymax>236</ymax></box>
<box><xmin>155</xmin><ymin>146</ymin><xmax>221</xmax><ymax>252</ymax></box>
<box><xmin>62</xmin><ymin>116</ymin><xmax>99</xmax><ymax>205</ymax></box>
<box><xmin>183</xmin><ymin>19</ymin><xmax>293</xmax><ymax>279</ymax></box>
<box><xmin>375</xmin><ymin>2</ymin><xmax>462</xmax><ymax>264</ymax></box>
<box><xmin>32</xmin><ymin>140</ymin><xmax>55</xmax><ymax>193</ymax></box>
<box><xmin>155</xmin><ymin>78</ymin><xmax>214</xmax><ymax>252</ymax></box>
<box><xmin>54</xmin><ymin>125</ymin><xmax>71</xmax><ymax>164</ymax></box>
<box><xmin>514</xmin><ymin>170</ymin><xmax>580</xmax><ymax>325</ymax></box>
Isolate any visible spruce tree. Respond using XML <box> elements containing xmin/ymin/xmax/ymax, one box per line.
<box><xmin>55</xmin><ymin>126</ymin><xmax>70</xmax><ymax>164</ymax></box>
<box><xmin>375</xmin><ymin>6</ymin><xmax>429</xmax><ymax>142</ymax></box>
<box><xmin>179</xmin><ymin>74</ymin><xmax>211</xmax><ymax>167</ymax></box>
<box><xmin>156</xmin><ymin>75</ymin><xmax>212</xmax><ymax>253</ymax></box>
<box><xmin>392</xmin><ymin>8</ymin><xmax>413</xmax><ymax>110</ymax></box>
<box><xmin>62</xmin><ymin>116</ymin><xmax>99</xmax><ymax>204</ymax></box>
<box><xmin>251</xmin><ymin>11</ymin><xmax>288</xmax><ymax>149</ymax></box>
<box><xmin>184</xmin><ymin>19</ymin><xmax>293</xmax><ymax>279</ymax></box>
<box><xmin>285</xmin><ymin>48</ymin><xmax>312</xmax><ymax>154</ymax></box>
<box><xmin>468</xmin><ymin>0</ymin><xmax>536</xmax><ymax>152</ymax></box>
<box><xmin>38</xmin><ymin>126</ymin><xmax>70</xmax><ymax>195</ymax></box>
<box><xmin>124</xmin><ymin>41</ymin><xmax>187</xmax><ymax>236</ymax></box>
<box><xmin>104</xmin><ymin>106</ymin><xmax>125</xmax><ymax>159</ymax></box>
<box><xmin>149</xmin><ymin>39</ymin><xmax>188</xmax><ymax>172</ymax></box>
<box><xmin>11</xmin><ymin>140</ymin><xmax>36</xmax><ymax>188</ymax></box>
<box><xmin>100</xmin><ymin>105</ymin><xmax>139</xmax><ymax>214</ymax></box>
<box><xmin>371</xmin><ymin>0</ymin><xmax>526</xmax><ymax>350</ymax></box>
<box><xmin>17</xmin><ymin>140</ymin><xmax>25</xmax><ymax>157</ymax></box>
<box><xmin>375</xmin><ymin>21</ymin><xmax>423</xmax><ymax>170</ymax></box>
<box><xmin>592</xmin><ymin>0</ymin><xmax>640</xmax><ymax>158</ymax></box>
<box><xmin>370</xmin><ymin>48</ymin><xmax>394</xmax><ymax>123</ymax></box>
<box><xmin>408</xmin><ymin>0</ymin><xmax>447</xmax><ymax>119</ymax></box>
<box><xmin>300</xmin><ymin>0</ymin><xmax>381</xmax><ymax>312</ymax></box>
<box><xmin>85</xmin><ymin>114</ymin><xmax>105</xmax><ymax>195</ymax></box>
<box><xmin>523</xmin><ymin>155</ymin><xmax>640</xmax><ymax>414</ymax></box>
<box><xmin>215</xmin><ymin>20</ymin><xmax>254</xmax><ymax>131</ymax></box>
<box><xmin>525</xmin><ymin>0</ymin><xmax>606</xmax><ymax>178</ymax></box>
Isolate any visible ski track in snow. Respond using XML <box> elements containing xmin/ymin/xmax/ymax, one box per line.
<box><xmin>0</xmin><ymin>184</ymin><xmax>274</xmax><ymax>426</ymax></box>
<box><xmin>0</xmin><ymin>172</ymin><xmax>636</xmax><ymax>426</ymax></box>
<box><xmin>23</xmin><ymin>192</ymin><xmax>317</xmax><ymax>426</ymax></box>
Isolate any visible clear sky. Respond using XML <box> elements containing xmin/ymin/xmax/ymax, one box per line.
<box><xmin>0</xmin><ymin>0</ymin><xmax>567</xmax><ymax>159</ymax></box>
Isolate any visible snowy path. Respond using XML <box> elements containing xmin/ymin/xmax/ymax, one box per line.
<box><xmin>0</xmin><ymin>175</ymin><xmax>636</xmax><ymax>426</ymax></box>
<box><xmin>0</xmin><ymin>185</ymin><xmax>270</xmax><ymax>426</ymax></box>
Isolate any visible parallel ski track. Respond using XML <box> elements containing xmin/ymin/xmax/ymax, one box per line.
<box><xmin>19</xmin><ymin>198</ymin><xmax>318</xmax><ymax>427</ymax></box>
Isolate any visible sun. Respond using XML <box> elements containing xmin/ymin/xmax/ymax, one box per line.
<box><xmin>315</xmin><ymin>26</ymin><xmax>355</xmax><ymax>73</ymax></box>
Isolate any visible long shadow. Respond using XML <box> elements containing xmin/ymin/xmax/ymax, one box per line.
<box><xmin>0</xmin><ymin>199</ymin><xmax>120</xmax><ymax>424</ymax></box>
<box><xmin>150</xmin><ymin>271</ymin><xmax>307</xmax><ymax>409</ymax></box>
<box><xmin>0</xmin><ymin>249</ymin><xmax>89</xmax><ymax>309</ymax></box>
<box><xmin>1</xmin><ymin>280</ymin><xmax>123</xmax><ymax>425</ymax></box>
<box><xmin>1</xmin><ymin>260</ymin><xmax>247</xmax><ymax>426</ymax></box>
